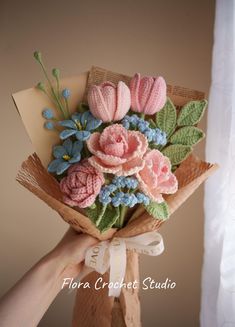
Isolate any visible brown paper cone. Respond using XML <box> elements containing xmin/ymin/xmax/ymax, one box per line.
<box><xmin>14</xmin><ymin>67</ymin><xmax>218</xmax><ymax>327</ymax></box>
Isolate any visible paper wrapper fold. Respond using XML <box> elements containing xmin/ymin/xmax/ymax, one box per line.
<box><xmin>14</xmin><ymin>67</ymin><xmax>218</xmax><ymax>327</ymax></box>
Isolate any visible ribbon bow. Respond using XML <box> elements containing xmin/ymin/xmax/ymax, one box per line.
<box><xmin>79</xmin><ymin>231</ymin><xmax>164</xmax><ymax>297</ymax></box>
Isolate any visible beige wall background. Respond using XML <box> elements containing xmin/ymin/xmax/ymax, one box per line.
<box><xmin>0</xmin><ymin>0</ymin><xmax>214</xmax><ymax>326</ymax></box>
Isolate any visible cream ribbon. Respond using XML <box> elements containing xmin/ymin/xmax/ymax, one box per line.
<box><xmin>79</xmin><ymin>231</ymin><xmax>164</xmax><ymax>297</ymax></box>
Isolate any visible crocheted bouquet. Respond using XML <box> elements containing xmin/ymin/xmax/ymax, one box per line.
<box><xmin>14</xmin><ymin>53</ymin><xmax>217</xmax><ymax>327</ymax></box>
<box><xmin>33</xmin><ymin>52</ymin><xmax>208</xmax><ymax>231</ymax></box>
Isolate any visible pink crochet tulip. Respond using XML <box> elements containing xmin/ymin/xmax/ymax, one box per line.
<box><xmin>60</xmin><ymin>160</ymin><xmax>105</xmax><ymax>208</ymax></box>
<box><xmin>87</xmin><ymin>81</ymin><xmax>131</xmax><ymax>122</ymax></box>
<box><xmin>136</xmin><ymin>150</ymin><xmax>178</xmax><ymax>203</ymax></box>
<box><xmin>130</xmin><ymin>73</ymin><xmax>167</xmax><ymax>115</ymax></box>
<box><xmin>87</xmin><ymin>124</ymin><xmax>148</xmax><ymax>176</ymax></box>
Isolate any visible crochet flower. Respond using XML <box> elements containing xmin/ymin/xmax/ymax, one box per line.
<box><xmin>136</xmin><ymin>149</ymin><xmax>178</xmax><ymax>203</ymax></box>
<box><xmin>99</xmin><ymin>178</ymin><xmax>150</xmax><ymax>208</ymax></box>
<box><xmin>130</xmin><ymin>73</ymin><xmax>167</xmax><ymax>115</ymax></box>
<box><xmin>59</xmin><ymin>111</ymin><xmax>102</xmax><ymax>141</ymax></box>
<box><xmin>121</xmin><ymin>115</ymin><xmax>167</xmax><ymax>145</ymax></box>
<box><xmin>60</xmin><ymin>160</ymin><xmax>105</xmax><ymax>208</ymax></box>
<box><xmin>87</xmin><ymin>81</ymin><xmax>131</xmax><ymax>122</ymax></box>
<box><xmin>48</xmin><ymin>139</ymin><xmax>83</xmax><ymax>175</ymax></box>
<box><xmin>87</xmin><ymin>124</ymin><xmax>148</xmax><ymax>176</ymax></box>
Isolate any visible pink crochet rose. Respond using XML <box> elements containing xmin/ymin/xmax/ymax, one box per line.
<box><xmin>60</xmin><ymin>160</ymin><xmax>105</xmax><ymax>208</ymax></box>
<box><xmin>87</xmin><ymin>81</ymin><xmax>131</xmax><ymax>122</ymax></box>
<box><xmin>87</xmin><ymin>124</ymin><xmax>148</xmax><ymax>176</ymax></box>
<box><xmin>130</xmin><ymin>73</ymin><xmax>167</xmax><ymax>115</ymax></box>
<box><xmin>136</xmin><ymin>149</ymin><xmax>178</xmax><ymax>203</ymax></box>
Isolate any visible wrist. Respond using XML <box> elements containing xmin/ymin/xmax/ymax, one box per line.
<box><xmin>44</xmin><ymin>247</ymin><xmax>83</xmax><ymax>282</ymax></box>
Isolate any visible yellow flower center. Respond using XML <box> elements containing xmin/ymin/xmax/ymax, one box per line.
<box><xmin>76</xmin><ymin>121</ymin><xmax>82</xmax><ymax>130</ymax></box>
<box><xmin>63</xmin><ymin>154</ymin><xmax>71</xmax><ymax>161</ymax></box>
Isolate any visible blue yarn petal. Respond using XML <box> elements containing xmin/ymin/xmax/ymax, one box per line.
<box><xmin>86</xmin><ymin>118</ymin><xmax>102</xmax><ymax>131</ymax></box>
<box><xmin>75</xmin><ymin>130</ymin><xmax>90</xmax><ymax>141</ymax></box>
<box><xmin>53</xmin><ymin>145</ymin><xmax>67</xmax><ymax>159</ymax></box>
<box><xmin>80</xmin><ymin>111</ymin><xmax>91</xmax><ymax>126</ymax></box>
<box><xmin>72</xmin><ymin>141</ymin><xmax>83</xmax><ymax>156</ymax></box>
<box><xmin>71</xmin><ymin>112</ymin><xmax>82</xmax><ymax>123</ymax></box>
<box><xmin>63</xmin><ymin>139</ymin><xmax>73</xmax><ymax>155</ymax></box>
<box><xmin>58</xmin><ymin>120</ymin><xmax>77</xmax><ymax>129</ymax></box>
<box><xmin>56</xmin><ymin>161</ymin><xmax>70</xmax><ymax>175</ymax></box>
<box><xmin>69</xmin><ymin>153</ymin><xmax>81</xmax><ymax>164</ymax></box>
<box><xmin>48</xmin><ymin>158</ymin><xmax>63</xmax><ymax>173</ymax></box>
<box><xmin>60</xmin><ymin>129</ymin><xmax>77</xmax><ymax>140</ymax></box>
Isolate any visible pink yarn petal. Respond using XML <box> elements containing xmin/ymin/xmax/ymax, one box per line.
<box><xmin>63</xmin><ymin>196</ymin><xmax>80</xmax><ymax>207</ymax></box>
<box><xmin>136</xmin><ymin>149</ymin><xmax>178</xmax><ymax>202</ymax></box>
<box><xmin>118</xmin><ymin>157</ymin><xmax>145</xmax><ymax>176</ymax></box>
<box><xmin>139</xmin><ymin>77</ymin><xmax>154</xmax><ymax>110</ymax></box>
<box><xmin>79</xmin><ymin>194</ymin><xmax>97</xmax><ymax>208</ymax></box>
<box><xmin>71</xmin><ymin>186</ymin><xmax>87</xmax><ymax>195</ymax></box>
<box><xmin>104</xmin><ymin>142</ymin><xmax>125</xmax><ymax>157</ymax></box>
<box><xmin>157</xmin><ymin>174</ymin><xmax>178</xmax><ymax>194</ymax></box>
<box><xmin>114</xmin><ymin>81</ymin><xmax>131</xmax><ymax>120</ymax></box>
<box><xmin>92</xmin><ymin>175</ymin><xmax>102</xmax><ymax>194</ymax></box>
<box><xmin>136</xmin><ymin>176</ymin><xmax>164</xmax><ymax>203</ymax></box>
<box><xmin>70</xmin><ymin>191</ymin><xmax>89</xmax><ymax>202</ymax></box>
<box><xmin>68</xmin><ymin>161</ymin><xmax>94</xmax><ymax>175</ymax></box>
<box><xmin>88</xmin><ymin>156</ymin><xmax>122</xmax><ymax>174</ymax></box>
<box><xmin>124</xmin><ymin>131</ymin><xmax>148</xmax><ymax>161</ymax></box>
<box><xmin>130</xmin><ymin>73</ymin><xmax>141</xmax><ymax>112</ymax></box>
<box><xmin>137</xmin><ymin>165</ymin><xmax>158</xmax><ymax>189</ymax></box>
<box><xmin>86</xmin><ymin>133</ymin><xmax>102</xmax><ymax>154</ymax></box>
<box><xmin>67</xmin><ymin>173</ymin><xmax>78</xmax><ymax>188</ymax></box>
<box><xmin>97</xmin><ymin>171</ymin><xmax>105</xmax><ymax>185</ymax></box>
<box><xmin>86</xmin><ymin>174</ymin><xmax>93</xmax><ymax>194</ymax></box>
<box><xmin>100</xmin><ymin>83</ymin><xmax>116</xmax><ymax>120</ymax></box>
<box><xmin>133</xmin><ymin>131</ymin><xmax>148</xmax><ymax>156</ymax></box>
<box><xmin>124</xmin><ymin>133</ymin><xmax>139</xmax><ymax>156</ymax></box>
<box><xmin>144</xmin><ymin>151</ymin><xmax>161</xmax><ymax>177</ymax></box>
<box><xmin>73</xmin><ymin>172</ymin><xmax>87</xmax><ymax>186</ymax></box>
<box><xmin>87</xmin><ymin>133</ymin><xmax>126</xmax><ymax>165</ymax></box>
<box><xmin>96</xmin><ymin>152</ymin><xmax>127</xmax><ymax>166</ymax></box>
<box><xmin>88</xmin><ymin>85</ymin><xmax>112</xmax><ymax>122</ymax></box>
<box><xmin>60</xmin><ymin>160</ymin><xmax>104</xmax><ymax>209</ymax></box>
<box><xmin>99</xmin><ymin>124</ymin><xmax>128</xmax><ymax>150</ymax></box>
<box><xmin>60</xmin><ymin>178</ymin><xmax>71</xmax><ymax>195</ymax></box>
<box><xmin>145</xmin><ymin>76</ymin><xmax>167</xmax><ymax>115</ymax></box>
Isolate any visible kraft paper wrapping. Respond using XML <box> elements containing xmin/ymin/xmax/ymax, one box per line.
<box><xmin>14</xmin><ymin>67</ymin><xmax>218</xmax><ymax>327</ymax></box>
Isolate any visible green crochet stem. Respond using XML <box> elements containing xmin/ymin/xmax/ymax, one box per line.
<box><xmin>116</xmin><ymin>205</ymin><xmax>128</xmax><ymax>228</ymax></box>
<box><xmin>34</xmin><ymin>52</ymin><xmax>69</xmax><ymax>119</ymax></box>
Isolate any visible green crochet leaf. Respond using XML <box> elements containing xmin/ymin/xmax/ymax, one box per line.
<box><xmin>162</xmin><ymin>144</ymin><xmax>192</xmax><ymax>165</ymax></box>
<box><xmin>149</xmin><ymin>143</ymin><xmax>162</xmax><ymax>150</ymax></box>
<box><xmin>98</xmin><ymin>206</ymin><xmax>120</xmax><ymax>233</ymax></box>
<box><xmin>177</xmin><ymin>100</ymin><xmax>207</xmax><ymax>126</ymax></box>
<box><xmin>171</xmin><ymin>165</ymin><xmax>178</xmax><ymax>172</ymax></box>
<box><xmin>148</xmin><ymin>119</ymin><xmax>157</xmax><ymax>128</ymax></box>
<box><xmin>85</xmin><ymin>201</ymin><xmax>105</xmax><ymax>225</ymax></box>
<box><xmin>145</xmin><ymin>201</ymin><xmax>169</xmax><ymax>220</ymax></box>
<box><xmin>170</xmin><ymin>126</ymin><xmax>205</xmax><ymax>146</ymax></box>
<box><xmin>85</xmin><ymin>202</ymin><xmax>120</xmax><ymax>233</ymax></box>
<box><xmin>156</xmin><ymin>97</ymin><xmax>177</xmax><ymax>136</ymax></box>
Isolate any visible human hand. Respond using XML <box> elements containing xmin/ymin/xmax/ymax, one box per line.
<box><xmin>0</xmin><ymin>228</ymin><xmax>98</xmax><ymax>326</ymax></box>
<box><xmin>46</xmin><ymin>228</ymin><xmax>98</xmax><ymax>280</ymax></box>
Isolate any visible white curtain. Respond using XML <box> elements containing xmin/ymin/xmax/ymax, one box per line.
<box><xmin>201</xmin><ymin>0</ymin><xmax>235</xmax><ymax>326</ymax></box>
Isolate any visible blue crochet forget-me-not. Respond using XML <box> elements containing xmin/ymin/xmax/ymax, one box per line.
<box><xmin>61</xmin><ymin>88</ymin><xmax>71</xmax><ymax>99</ymax></box>
<box><xmin>59</xmin><ymin>111</ymin><xmax>102</xmax><ymax>141</ymax></box>
<box><xmin>48</xmin><ymin>138</ymin><xmax>83</xmax><ymax>175</ymax></box>
<box><xmin>42</xmin><ymin>108</ymin><xmax>54</xmax><ymax>120</ymax></box>
<box><xmin>121</xmin><ymin>115</ymin><xmax>167</xmax><ymax>146</ymax></box>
